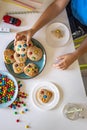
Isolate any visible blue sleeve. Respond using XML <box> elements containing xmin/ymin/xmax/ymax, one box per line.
<box><xmin>71</xmin><ymin>0</ymin><xmax>87</xmax><ymax>26</ymax></box>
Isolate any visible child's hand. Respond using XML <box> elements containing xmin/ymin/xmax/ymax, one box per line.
<box><xmin>14</xmin><ymin>29</ymin><xmax>34</xmax><ymax>45</ymax></box>
<box><xmin>53</xmin><ymin>52</ymin><xmax>78</xmax><ymax>70</ymax></box>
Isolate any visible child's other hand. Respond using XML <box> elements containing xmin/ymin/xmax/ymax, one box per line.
<box><xmin>53</xmin><ymin>52</ymin><xmax>78</xmax><ymax>70</ymax></box>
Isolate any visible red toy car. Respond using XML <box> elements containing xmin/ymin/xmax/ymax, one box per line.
<box><xmin>3</xmin><ymin>15</ymin><xmax>21</xmax><ymax>26</ymax></box>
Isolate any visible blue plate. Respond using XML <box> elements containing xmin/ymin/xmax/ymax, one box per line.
<box><xmin>0</xmin><ymin>70</ymin><xmax>18</xmax><ymax>108</ymax></box>
<box><xmin>5</xmin><ymin>38</ymin><xmax>47</xmax><ymax>79</ymax></box>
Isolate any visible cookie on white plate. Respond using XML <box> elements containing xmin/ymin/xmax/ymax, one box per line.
<box><xmin>37</xmin><ymin>88</ymin><xmax>53</xmax><ymax>103</ymax></box>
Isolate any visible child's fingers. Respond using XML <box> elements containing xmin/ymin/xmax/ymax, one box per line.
<box><xmin>56</xmin><ymin>56</ymin><xmax>64</xmax><ymax>60</ymax></box>
<box><xmin>15</xmin><ymin>34</ymin><xmax>27</xmax><ymax>42</ymax></box>
<box><xmin>27</xmin><ymin>35</ymin><xmax>31</xmax><ymax>45</ymax></box>
<box><xmin>53</xmin><ymin>59</ymin><xmax>67</xmax><ymax>70</ymax></box>
<box><xmin>53</xmin><ymin>63</ymin><xmax>63</xmax><ymax>69</ymax></box>
<box><xmin>55</xmin><ymin>64</ymin><xmax>67</xmax><ymax>70</ymax></box>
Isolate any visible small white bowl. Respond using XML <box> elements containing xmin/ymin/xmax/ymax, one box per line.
<box><xmin>46</xmin><ymin>22</ymin><xmax>70</xmax><ymax>47</ymax></box>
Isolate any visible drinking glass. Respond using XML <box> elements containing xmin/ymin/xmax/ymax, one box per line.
<box><xmin>63</xmin><ymin>103</ymin><xmax>87</xmax><ymax>120</ymax></box>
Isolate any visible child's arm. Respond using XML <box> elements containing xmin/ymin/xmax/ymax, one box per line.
<box><xmin>31</xmin><ymin>0</ymin><xmax>70</xmax><ymax>34</ymax></box>
<box><xmin>15</xmin><ymin>0</ymin><xmax>70</xmax><ymax>43</ymax></box>
<box><xmin>53</xmin><ymin>37</ymin><xmax>87</xmax><ymax>70</ymax></box>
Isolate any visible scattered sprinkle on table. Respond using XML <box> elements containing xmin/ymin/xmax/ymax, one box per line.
<box><xmin>25</xmin><ymin>125</ymin><xmax>30</xmax><ymax>128</ymax></box>
<box><xmin>9</xmin><ymin>81</ymin><xmax>28</xmax><ymax>109</ymax></box>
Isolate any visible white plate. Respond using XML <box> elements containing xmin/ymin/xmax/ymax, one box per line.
<box><xmin>46</xmin><ymin>22</ymin><xmax>70</xmax><ymax>47</ymax></box>
<box><xmin>31</xmin><ymin>81</ymin><xmax>60</xmax><ymax>110</ymax></box>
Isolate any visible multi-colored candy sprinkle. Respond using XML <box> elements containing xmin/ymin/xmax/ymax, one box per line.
<box><xmin>0</xmin><ymin>73</ymin><xmax>15</xmax><ymax>104</ymax></box>
<box><xmin>9</xmin><ymin>80</ymin><xmax>28</xmax><ymax>109</ymax></box>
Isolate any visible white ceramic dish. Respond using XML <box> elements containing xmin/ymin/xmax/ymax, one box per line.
<box><xmin>46</xmin><ymin>22</ymin><xmax>70</xmax><ymax>47</ymax></box>
<box><xmin>31</xmin><ymin>81</ymin><xmax>60</xmax><ymax>110</ymax></box>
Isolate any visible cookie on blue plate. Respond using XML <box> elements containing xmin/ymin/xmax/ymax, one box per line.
<box><xmin>4</xmin><ymin>49</ymin><xmax>15</xmax><ymax>64</ymax></box>
<box><xmin>14</xmin><ymin>40</ymin><xmax>28</xmax><ymax>55</ymax></box>
<box><xmin>14</xmin><ymin>52</ymin><xmax>27</xmax><ymax>63</ymax></box>
<box><xmin>27</xmin><ymin>46</ymin><xmax>43</xmax><ymax>61</ymax></box>
<box><xmin>13</xmin><ymin>62</ymin><xmax>25</xmax><ymax>74</ymax></box>
<box><xmin>24</xmin><ymin>63</ymin><xmax>39</xmax><ymax>77</ymax></box>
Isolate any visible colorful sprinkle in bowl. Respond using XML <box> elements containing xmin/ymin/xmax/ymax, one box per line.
<box><xmin>0</xmin><ymin>70</ymin><xmax>18</xmax><ymax>108</ymax></box>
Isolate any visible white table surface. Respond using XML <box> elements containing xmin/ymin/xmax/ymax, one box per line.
<box><xmin>0</xmin><ymin>0</ymin><xmax>87</xmax><ymax>130</ymax></box>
